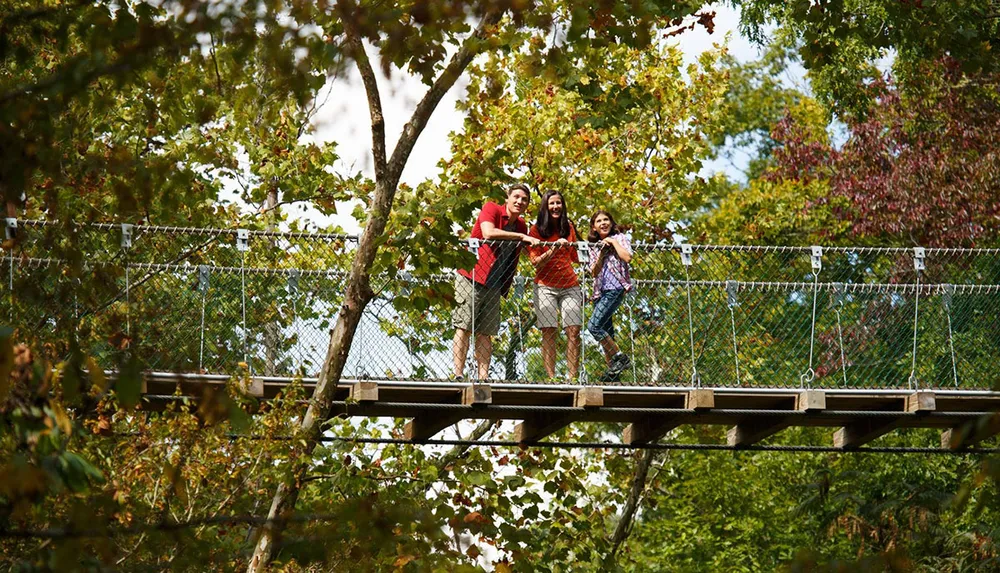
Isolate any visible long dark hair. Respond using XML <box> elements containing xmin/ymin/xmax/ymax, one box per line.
<box><xmin>535</xmin><ymin>190</ymin><xmax>574</xmax><ymax>239</ymax></box>
<box><xmin>587</xmin><ymin>210</ymin><xmax>620</xmax><ymax>243</ymax></box>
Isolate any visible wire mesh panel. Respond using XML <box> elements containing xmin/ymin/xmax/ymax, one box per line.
<box><xmin>3</xmin><ymin>219</ymin><xmax>1000</xmax><ymax>390</ymax></box>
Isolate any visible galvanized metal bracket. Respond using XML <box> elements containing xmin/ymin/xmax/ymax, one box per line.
<box><xmin>726</xmin><ymin>280</ymin><xmax>738</xmax><ymax>308</ymax></box>
<box><xmin>680</xmin><ymin>244</ymin><xmax>693</xmax><ymax>267</ymax></box>
<box><xmin>120</xmin><ymin>223</ymin><xmax>133</xmax><ymax>249</ymax></box>
<box><xmin>288</xmin><ymin>269</ymin><xmax>300</xmax><ymax>295</ymax></box>
<box><xmin>467</xmin><ymin>238</ymin><xmax>480</xmax><ymax>256</ymax></box>
<box><xmin>576</xmin><ymin>241</ymin><xmax>589</xmax><ymax>262</ymax></box>
<box><xmin>5</xmin><ymin>218</ymin><xmax>16</xmax><ymax>241</ymax></box>
<box><xmin>913</xmin><ymin>247</ymin><xmax>925</xmax><ymax>271</ymax></box>
<box><xmin>810</xmin><ymin>246</ymin><xmax>823</xmax><ymax>272</ymax></box>
<box><xmin>236</xmin><ymin>229</ymin><xmax>250</xmax><ymax>252</ymax></box>
<box><xmin>198</xmin><ymin>265</ymin><xmax>210</xmax><ymax>294</ymax></box>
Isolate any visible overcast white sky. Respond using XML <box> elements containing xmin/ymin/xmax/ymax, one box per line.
<box><xmin>284</xmin><ymin>4</ymin><xmax>767</xmax><ymax>232</ymax></box>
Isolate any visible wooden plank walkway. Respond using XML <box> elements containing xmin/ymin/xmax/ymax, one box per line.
<box><xmin>138</xmin><ymin>374</ymin><xmax>1000</xmax><ymax>450</ymax></box>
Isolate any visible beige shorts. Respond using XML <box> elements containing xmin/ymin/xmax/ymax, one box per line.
<box><xmin>533</xmin><ymin>284</ymin><xmax>583</xmax><ymax>329</ymax></box>
<box><xmin>452</xmin><ymin>274</ymin><xmax>503</xmax><ymax>336</ymax></box>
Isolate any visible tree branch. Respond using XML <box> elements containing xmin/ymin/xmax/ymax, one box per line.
<box><xmin>339</xmin><ymin>9</ymin><xmax>387</xmax><ymax>181</ymax></box>
<box><xmin>605</xmin><ymin>449</ymin><xmax>658</xmax><ymax>565</ymax></box>
<box><xmin>386</xmin><ymin>8</ymin><xmax>505</xmax><ymax>184</ymax></box>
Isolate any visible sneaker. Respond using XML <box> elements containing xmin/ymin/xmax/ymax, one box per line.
<box><xmin>608</xmin><ymin>353</ymin><xmax>632</xmax><ymax>375</ymax></box>
<box><xmin>450</xmin><ymin>373</ymin><xmax>466</xmax><ymax>382</ymax></box>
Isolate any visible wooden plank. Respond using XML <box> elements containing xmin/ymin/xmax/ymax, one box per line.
<box><xmin>575</xmin><ymin>387</ymin><xmax>604</xmax><ymax>408</ymax></box>
<box><xmin>686</xmin><ymin>389</ymin><xmax>715</xmax><ymax>410</ymax></box>
<box><xmin>462</xmin><ymin>384</ymin><xmax>492</xmax><ymax>405</ymax></box>
<box><xmin>906</xmin><ymin>391</ymin><xmax>936</xmax><ymax>412</ymax></box>
<box><xmin>796</xmin><ymin>390</ymin><xmax>826</xmax><ymax>411</ymax></box>
<box><xmin>834</xmin><ymin>392</ymin><xmax>935</xmax><ymax>449</ymax></box>
<box><xmin>349</xmin><ymin>381</ymin><xmax>379</xmax><ymax>402</ymax></box>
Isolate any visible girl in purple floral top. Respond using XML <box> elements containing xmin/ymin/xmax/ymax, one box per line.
<box><xmin>587</xmin><ymin>210</ymin><xmax>633</xmax><ymax>381</ymax></box>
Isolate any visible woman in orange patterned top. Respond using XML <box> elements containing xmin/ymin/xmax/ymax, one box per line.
<box><xmin>528</xmin><ymin>190</ymin><xmax>583</xmax><ymax>381</ymax></box>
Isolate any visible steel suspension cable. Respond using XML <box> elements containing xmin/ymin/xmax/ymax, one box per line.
<box><xmin>834</xmin><ymin>284</ymin><xmax>848</xmax><ymax>388</ymax></box>
<box><xmin>681</xmin><ymin>246</ymin><xmax>699</xmax><ymax>386</ymax></box>
<box><xmin>943</xmin><ymin>284</ymin><xmax>959</xmax><ymax>388</ymax></box>
<box><xmin>800</xmin><ymin>248</ymin><xmax>823</xmax><ymax>388</ymax></box>
<box><xmin>727</xmin><ymin>280</ymin><xmax>741</xmax><ymax>386</ymax></box>
<box><xmin>101</xmin><ymin>431</ymin><xmax>1000</xmax><ymax>455</ymax></box>
<box><xmin>909</xmin><ymin>249</ymin><xmax>925</xmax><ymax>390</ymax></box>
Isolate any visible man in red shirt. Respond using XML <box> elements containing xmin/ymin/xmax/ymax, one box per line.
<box><xmin>453</xmin><ymin>184</ymin><xmax>540</xmax><ymax>380</ymax></box>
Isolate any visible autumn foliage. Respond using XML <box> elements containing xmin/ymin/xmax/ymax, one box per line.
<box><xmin>769</xmin><ymin>60</ymin><xmax>1000</xmax><ymax>247</ymax></box>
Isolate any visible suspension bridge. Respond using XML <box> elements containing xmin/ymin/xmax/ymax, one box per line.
<box><xmin>5</xmin><ymin>219</ymin><xmax>1000</xmax><ymax>450</ymax></box>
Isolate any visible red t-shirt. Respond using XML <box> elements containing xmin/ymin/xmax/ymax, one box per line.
<box><xmin>528</xmin><ymin>225</ymin><xmax>580</xmax><ymax>288</ymax></box>
<box><xmin>458</xmin><ymin>201</ymin><xmax>527</xmax><ymax>294</ymax></box>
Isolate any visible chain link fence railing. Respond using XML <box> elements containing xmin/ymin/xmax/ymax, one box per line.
<box><xmin>3</xmin><ymin>219</ymin><xmax>999</xmax><ymax>390</ymax></box>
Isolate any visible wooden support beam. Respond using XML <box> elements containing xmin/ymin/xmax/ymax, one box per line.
<box><xmin>404</xmin><ymin>411</ymin><xmax>465</xmax><ymax>443</ymax></box>
<box><xmin>404</xmin><ymin>387</ymin><xmax>479</xmax><ymax>442</ymax></box>
<box><xmin>834</xmin><ymin>391</ymin><xmax>934</xmax><ymax>449</ymax></box>
<box><xmin>942</xmin><ymin>413</ymin><xmax>1000</xmax><ymax>449</ymax></box>
<box><xmin>727</xmin><ymin>416</ymin><xmax>790</xmax><ymax>447</ymax></box>
<box><xmin>623</xmin><ymin>417</ymin><xmax>681</xmax><ymax>445</ymax></box>
<box><xmin>514</xmin><ymin>414</ymin><xmax>572</xmax><ymax>444</ymax></box>
<box><xmin>833</xmin><ymin>419</ymin><xmax>898</xmax><ymax>449</ymax></box>
<box><xmin>349</xmin><ymin>381</ymin><xmax>379</xmax><ymax>402</ymax></box>
<box><xmin>624</xmin><ymin>389</ymin><xmax>713</xmax><ymax>445</ymax></box>
<box><xmin>515</xmin><ymin>388</ymin><xmax>602</xmax><ymax>444</ymax></box>
<box><xmin>728</xmin><ymin>391</ymin><xmax>826</xmax><ymax>447</ymax></box>
<box><xmin>238</xmin><ymin>377</ymin><xmax>264</xmax><ymax>398</ymax></box>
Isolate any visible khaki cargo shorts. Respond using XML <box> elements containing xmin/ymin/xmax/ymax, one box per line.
<box><xmin>533</xmin><ymin>284</ymin><xmax>583</xmax><ymax>329</ymax></box>
<box><xmin>452</xmin><ymin>274</ymin><xmax>503</xmax><ymax>336</ymax></box>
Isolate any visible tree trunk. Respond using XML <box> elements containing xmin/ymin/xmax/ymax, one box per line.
<box><xmin>247</xmin><ymin>9</ymin><xmax>503</xmax><ymax>570</ymax></box>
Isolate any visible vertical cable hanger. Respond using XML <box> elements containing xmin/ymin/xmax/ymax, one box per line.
<box><xmin>681</xmin><ymin>244</ymin><xmax>699</xmax><ymax>387</ymax></box>
<box><xmin>121</xmin><ymin>223</ymin><xmax>133</xmax><ymax>339</ymax></box>
<box><xmin>833</xmin><ymin>283</ymin><xmax>849</xmax><ymax>388</ymax></box>
<box><xmin>198</xmin><ymin>265</ymin><xmax>209</xmax><ymax>373</ymax></box>
<box><xmin>727</xmin><ymin>280</ymin><xmax>741</xmax><ymax>386</ymax></box>
<box><xmin>468</xmin><ymin>238</ymin><xmax>479</xmax><ymax>381</ymax></box>
<box><xmin>943</xmin><ymin>284</ymin><xmax>959</xmax><ymax>388</ymax></box>
<box><xmin>577</xmin><ymin>240</ymin><xmax>590</xmax><ymax>384</ymax></box>
<box><xmin>289</xmin><ymin>269</ymin><xmax>301</xmax><ymax>369</ymax></box>
<box><xmin>237</xmin><ymin>229</ymin><xmax>250</xmax><ymax>373</ymax></box>
<box><xmin>514</xmin><ymin>276</ymin><xmax>526</xmax><ymax>381</ymax></box>
<box><xmin>6</xmin><ymin>218</ymin><xmax>16</xmax><ymax>322</ymax></box>
<box><xmin>800</xmin><ymin>247</ymin><xmax>822</xmax><ymax>389</ymax></box>
<box><xmin>908</xmin><ymin>247</ymin><xmax>924</xmax><ymax>390</ymax></box>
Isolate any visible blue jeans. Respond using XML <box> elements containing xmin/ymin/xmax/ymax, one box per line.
<box><xmin>588</xmin><ymin>289</ymin><xmax>625</xmax><ymax>342</ymax></box>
